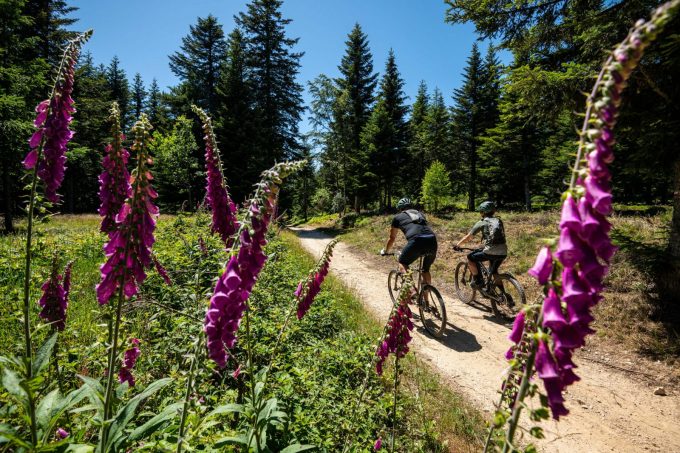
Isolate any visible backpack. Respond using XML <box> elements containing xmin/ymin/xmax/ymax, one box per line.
<box><xmin>405</xmin><ymin>209</ymin><xmax>427</xmax><ymax>225</ymax></box>
<box><xmin>486</xmin><ymin>217</ymin><xmax>506</xmax><ymax>245</ymax></box>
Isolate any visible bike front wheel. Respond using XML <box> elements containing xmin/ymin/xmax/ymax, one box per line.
<box><xmin>419</xmin><ymin>284</ymin><xmax>446</xmax><ymax>338</ymax></box>
<box><xmin>454</xmin><ymin>261</ymin><xmax>476</xmax><ymax>304</ymax></box>
<box><xmin>388</xmin><ymin>269</ymin><xmax>404</xmax><ymax>303</ymax></box>
<box><xmin>490</xmin><ymin>274</ymin><xmax>526</xmax><ymax>319</ymax></box>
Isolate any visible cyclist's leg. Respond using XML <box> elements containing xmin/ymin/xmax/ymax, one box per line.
<box><xmin>421</xmin><ymin>236</ymin><xmax>437</xmax><ymax>286</ymax></box>
<box><xmin>398</xmin><ymin>239</ymin><xmax>418</xmax><ymax>273</ymax></box>
<box><xmin>489</xmin><ymin>255</ymin><xmax>507</xmax><ymax>289</ymax></box>
<box><xmin>467</xmin><ymin>250</ymin><xmax>487</xmax><ymax>284</ymax></box>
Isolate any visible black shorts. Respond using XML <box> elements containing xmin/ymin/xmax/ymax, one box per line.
<box><xmin>467</xmin><ymin>249</ymin><xmax>506</xmax><ymax>275</ymax></box>
<box><xmin>400</xmin><ymin>235</ymin><xmax>437</xmax><ymax>272</ymax></box>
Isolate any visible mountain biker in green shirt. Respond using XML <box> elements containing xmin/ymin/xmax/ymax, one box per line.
<box><xmin>454</xmin><ymin>201</ymin><xmax>507</xmax><ymax>290</ymax></box>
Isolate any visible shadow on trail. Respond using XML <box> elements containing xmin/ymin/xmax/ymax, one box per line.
<box><xmin>440</xmin><ymin>322</ymin><xmax>482</xmax><ymax>352</ymax></box>
<box><xmin>289</xmin><ymin>226</ymin><xmax>342</xmax><ymax>239</ymax></box>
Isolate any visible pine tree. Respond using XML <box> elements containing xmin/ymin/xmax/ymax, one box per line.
<box><xmin>169</xmin><ymin>14</ymin><xmax>227</xmax><ymax>115</ymax></box>
<box><xmin>335</xmin><ymin>23</ymin><xmax>378</xmax><ymax>210</ymax></box>
<box><xmin>451</xmin><ymin>43</ymin><xmax>486</xmax><ymax>211</ymax></box>
<box><xmin>146</xmin><ymin>78</ymin><xmax>169</xmax><ymax>131</ymax></box>
<box><xmin>367</xmin><ymin>50</ymin><xmax>408</xmax><ymax>208</ymax></box>
<box><xmin>21</xmin><ymin>0</ymin><xmax>78</xmax><ymax>64</ymax></box>
<box><xmin>106</xmin><ymin>56</ymin><xmax>130</xmax><ymax>130</ymax></box>
<box><xmin>406</xmin><ymin>81</ymin><xmax>429</xmax><ymax>197</ymax></box>
<box><xmin>215</xmin><ymin>29</ymin><xmax>256</xmax><ymax>200</ymax></box>
<box><xmin>424</xmin><ymin>89</ymin><xmax>454</xmax><ymax>192</ymax></box>
<box><xmin>236</xmin><ymin>0</ymin><xmax>304</xmax><ymax>164</ymax></box>
<box><xmin>131</xmin><ymin>73</ymin><xmax>147</xmax><ymax>120</ymax></box>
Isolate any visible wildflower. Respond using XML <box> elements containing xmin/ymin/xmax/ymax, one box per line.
<box><xmin>193</xmin><ymin>106</ymin><xmax>238</xmax><ymax>246</ymax></box>
<box><xmin>232</xmin><ymin>364</ymin><xmax>241</xmax><ymax>379</ymax></box>
<box><xmin>527</xmin><ymin>247</ymin><xmax>553</xmax><ymax>285</ymax></box>
<box><xmin>374</xmin><ymin>437</ymin><xmax>382</xmax><ymax>451</ymax></box>
<box><xmin>204</xmin><ymin>161</ymin><xmax>306</xmax><ymax>367</ymax></box>
<box><xmin>118</xmin><ymin>338</ymin><xmax>141</xmax><ymax>387</ymax></box>
<box><xmin>23</xmin><ymin>32</ymin><xmax>91</xmax><ymax>203</ymax></box>
<box><xmin>296</xmin><ymin>240</ymin><xmax>337</xmax><ymax>320</ymax></box>
<box><xmin>56</xmin><ymin>428</ymin><xmax>69</xmax><ymax>439</ymax></box>
<box><xmin>152</xmin><ymin>254</ymin><xmax>172</xmax><ymax>286</ymax></box>
<box><xmin>38</xmin><ymin>260</ymin><xmax>72</xmax><ymax>331</ymax></box>
<box><xmin>98</xmin><ymin>103</ymin><xmax>131</xmax><ymax>235</ymax></box>
<box><xmin>96</xmin><ymin>115</ymin><xmax>157</xmax><ymax>305</ymax></box>
<box><xmin>376</xmin><ymin>282</ymin><xmax>414</xmax><ymax>376</ymax></box>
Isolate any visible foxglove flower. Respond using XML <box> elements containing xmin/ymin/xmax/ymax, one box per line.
<box><xmin>527</xmin><ymin>247</ymin><xmax>553</xmax><ymax>285</ymax></box>
<box><xmin>510</xmin><ymin>3</ymin><xmax>680</xmax><ymax>423</ymax></box>
<box><xmin>205</xmin><ymin>161</ymin><xmax>306</xmax><ymax>367</ymax></box>
<box><xmin>98</xmin><ymin>103</ymin><xmax>131</xmax><ymax>235</ymax></box>
<box><xmin>118</xmin><ymin>338</ymin><xmax>141</xmax><ymax>387</ymax></box>
<box><xmin>56</xmin><ymin>428</ymin><xmax>69</xmax><ymax>439</ymax></box>
<box><xmin>38</xmin><ymin>260</ymin><xmax>73</xmax><ymax>331</ymax></box>
<box><xmin>96</xmin><ymin>115</ymin><xmax>158</xmax><ymax>305</ymax></box>
<box><xmin>193</xmin><ymin>106</ymin><xmax>238</xmax><ymax>247</ymax></box>
<box><xmin>376</xmin><ymin>278</ymin><xmax>415</xmax><ymax>375</ymax></box>
<box><xmin>23</xmin><ymin>32</ymin><xmax>91</xmax><ymax>203</ymax></box>
<box><xmin>374</xmin><ymin>437</ymin><xmax>382</xmax><ymax>451</ymax></box>
<box><xmin>296</xmin><ymin>240</ymin><xmax>337</xmax><ymax>320</ymax></box>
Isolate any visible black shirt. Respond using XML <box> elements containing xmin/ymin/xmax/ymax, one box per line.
<box><xmin>391</xmin><ymin>210</ymin><xmax>435</xmax><ymax>241</ymax></box>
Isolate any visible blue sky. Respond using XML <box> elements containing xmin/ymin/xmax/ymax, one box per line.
<box><xmin>70</xmin><ymin>0</ymin><xmax>504</xmax><ymax>132</ymax></box>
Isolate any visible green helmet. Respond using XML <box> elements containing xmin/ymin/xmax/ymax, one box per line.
<box><xmin>396</xmin><ymin>198</ymin><xmax>412</xmax><ymax>210</ymax></box>
<box><xmin>477</xmin><ymin>201</ymin><xmax>496</xmax><ymax>213</ymax></box>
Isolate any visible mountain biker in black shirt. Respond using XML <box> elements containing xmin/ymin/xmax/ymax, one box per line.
<box><xmin>380</xmin><ymin>198</ymin><xmax>438</xmax><ymax>287</ymax></box>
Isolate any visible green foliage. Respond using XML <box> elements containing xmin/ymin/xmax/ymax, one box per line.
<box><xmin>421</xmin><ymin>161</ymin><xmax>452</xmax><ymax>212</ymax></box>
<box><xmin>152</xmin><ymin>116</ymin><xmax>201</xmax><ymax>209</ymax></box>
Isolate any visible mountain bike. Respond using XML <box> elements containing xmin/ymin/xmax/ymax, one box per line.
<box><xmin>383</xmin><ymin>251</ymin><xmax>447</xmax><ymax>338</ymax></box>
<box><xmin>453</xmin><ymin>247</ymin><xmax>525</xmax><ymax>319</ymax></box>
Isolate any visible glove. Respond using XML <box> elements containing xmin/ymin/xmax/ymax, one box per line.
<box><xmin>380</xmin><ymin>248</ymin><xmax>387</xmax><ymax>256</ymax></box>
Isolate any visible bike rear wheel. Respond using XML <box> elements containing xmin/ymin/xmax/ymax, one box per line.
<box><xmin>490</xmin><ymin>274</ymin><xmax>525</xmax><ymax>319</ymax></box>
<box><xmin>388</xmin><ymin>269</ymin><xmax>404</xmax><ymax>303</ymax></box>
<box><xmin>454</xmin><ymin>261</ymin><xmax>476</xmax><ymax>304</ymax></box>
<box><xmin>419</xmin><ymin>284</ymin><xmax>446</xmax><ymax>338</ymax></box>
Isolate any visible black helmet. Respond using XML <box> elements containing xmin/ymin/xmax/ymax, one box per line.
<box><xmin>477</xmin><ymin>201</ymin><xmax>496</xmax><ymax>213</ymax></box>
<box><xmin>396</xmin><ymin>198</ymin><xmax>412</xmax><ymax>210</ymax></box>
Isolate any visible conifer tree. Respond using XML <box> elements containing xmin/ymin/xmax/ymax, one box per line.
<box><xmin>131</xmin><ymin>73</ymin><xmax>147</xmax><ymax>120</ymax></box>
<box><xmin>236</xmin><ymin>0</ymin><xmax>304</xmax><ymax>163</ymax></box>
<box><xmin>424</xmin><ymin>88</ymin><xmax>454</xmax><ymax>190</ymax></box>
<box><xmin>335</xmin><ymin>23</ymin><xmax>378</xmax><ymax>210</ymax></box>
<box><xmin>406</xmin><ymin>81</ymin><xmax>430</xmax><ymax>197</ymax></box>
<box><xmin>215</xmin><ymin>29</ymin><xmax>256</xmax><ymax>200</ymax></box>
<box><xmin>21</xmin><ymin>0</ymin><xmax>78</xmax><ymax>64</ymax></box>
<box><xmin>146</xmin><ymin>78</ymin><xmax>169</xmax><ymax>131</ymax></box>
<box><xmin>169</xmin><ymin>14</ymin><xmax>227</xmax><ymax>115</ymax></box>
<box><xmin>106</xmin><ymin>56</ymin><xmax>130</xmax><ymax>129</ymax></box>
<box><xmin>451</xmin><ymin>43</ymin><xmax>487</xmax><ymax>210</ymax></box>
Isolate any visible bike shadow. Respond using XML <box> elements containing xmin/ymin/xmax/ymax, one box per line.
<box><xmin>412</xmin><ymin>317</ymin><xmax>482</xmax><ymax>352</ymax></box>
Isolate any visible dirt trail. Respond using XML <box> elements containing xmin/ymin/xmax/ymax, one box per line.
<box><xmin>292</xmin><ymin>227</ymin><xmax>680</xmax><ymax>453</ymax></box>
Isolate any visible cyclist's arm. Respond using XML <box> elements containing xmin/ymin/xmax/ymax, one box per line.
<box><xmin>384</xmin><ymin>227</ymin><xmax>398</xmax><ymax>253</ymax></box>
<box><xmin>456</xmin><ymin>232</ymin><xmax>473</xmax><ymax>248</ymax></box>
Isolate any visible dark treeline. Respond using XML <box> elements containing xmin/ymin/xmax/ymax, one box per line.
<box><xmin>1</xmin><ymin>0</ymin><xmax>304</xmax><ymax>231</ymax></box>
<box><xmin>1</xmin><ymin>0</ymin><xmax>679</xmax><ymax>233</ymax></box>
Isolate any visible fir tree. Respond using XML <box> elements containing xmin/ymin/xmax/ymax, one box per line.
<box><xmin>451</xmin><ymin>43</ymin><xmax>486</xmax><ymax>211</ymax></box>
<box><xmin>335</xmin><ymin>23</ymin><xmax>378</xmax><ymax>210</ymax></box>
<box><xmin>215</xmin><ymin>29</ymin><xmax>256</xmax><ymax>200</ymax></box>
<box><xmin>169</xmin><ymin>14</ymin><xmax>227</xmax><ymax>115</ymax></box>
<box><xmin>131</xmin><ymin>73</ymin><xmax>147</xmax><ymax>120</ymax></box>
<box><xmin>21</xmin><ymin>0</ymin><xmax>78</xmax><ymax>64</ymax></box>
<box><xmin>424</xmin><ymin>88</ymin><xmax>454</xmax><ymax>189</ymax></box>
<box><xmin>406</xmin><ymin>81</ymin><xmax>430</xmax><ymax>197</ymax></box>
<box><xmin>106</xmin><ymin>56</ymin><xmax>130</xmax><ymax>130</ymax></box>
<box><xmin>146</xmin><ymin>78</ymin><xmax>169</xmax><ymax>131</ymax></box>
<box><xmin>236</xmin><ymin>0</ymin><xmax>304</xmax><ymax>163</ymax></box>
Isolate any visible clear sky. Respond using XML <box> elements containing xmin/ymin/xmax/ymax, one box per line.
<box><xmin>69</xmin><ymin>0</ymin><xmax>503</xmax><ymax>132</ymax></box>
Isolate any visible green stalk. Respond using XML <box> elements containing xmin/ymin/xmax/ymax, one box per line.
<box><xmin>176</xmin><ymin>335</ymin><xmax>202</xmax><ymax>453</ymax></box>
<box><xmin>244</xmin><ymin>307</ymin><xmax>262</xmax><ymax>452</ymax></box>
<box><xmin>501</xmin><ymin>347</ymin><xmax>537</xmax><ymax>453</ymax></box>
<box><xmin>390</xmin><ymin>355</ymin><xmax>400</xmax><ymax>453</ymax></box>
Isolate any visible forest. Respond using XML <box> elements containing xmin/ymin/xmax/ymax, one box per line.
<box><xmin>1</xmin><ymin>0</ymin><xmax>680</xmax><ymax>452</ymax></box>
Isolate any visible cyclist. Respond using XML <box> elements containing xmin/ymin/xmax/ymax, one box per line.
<box><xmin>454</xmin><ymin>201</ymin><xmax>507</xmax><ymax>290</ymax></box>
<box><xmin>380</xmin><ymin>198</ymin><xmax>437</xmax><ymax>287</ymax></box>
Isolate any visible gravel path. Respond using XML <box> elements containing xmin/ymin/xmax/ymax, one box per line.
<box><xmin>292</xmin><ymin>227</ymin><xmax>680</xmax><ymax>453</ymax></box>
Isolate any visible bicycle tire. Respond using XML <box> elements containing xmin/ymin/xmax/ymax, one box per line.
<box><xmin>418</xmin><ymin>284</ymin><xmax>446</xmax><ymax>338</ymax></box>
<box><xmin>490</xmin><ymin>274</ymin><xmax>526</xmax><ymax>319</ymax></box>
<box><xmin>388</xmin><ymin>270</ymin><xmax>404</xmax><ymax>303</ymax></box>
<box><xmin>454</xmin><ymin>261</ymin><xmax>476</xmax><ymax>304</ymax></box>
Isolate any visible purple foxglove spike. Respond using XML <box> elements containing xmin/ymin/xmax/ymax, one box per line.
<box><xmin>543</xmin><ymin>378</ymin><xmax>569</xmax><ymax>420</ymax></box>
<box><xmin>535</xmin><ymin>340</ymin><xmax>559</xmax><ymax>379</ymax></box>
<box><xmin>587</xmin><ymin>227</ymin><xmax>617</xmax><ymax>263</ymax></box>
<box><xmin>594</xmin><ymin>138</ymin><xmax>614</xmax><ymax>164</ymax></box>
<box><xmin>561</xmin><ymin>268</ymin><xmax>593</xmax><ymax>309</ymax></box>
<box><xmin>584</xmin><ymin>176</ymin><xmax>613</xmax><ymax>215</ymax></box>
<box><xmin>527</xmin><ymin>248</ymin><xmax>550</xmax><ymax>281</ymax></box>
<box><xmin>555</xmin><ymin>227</ymin><xmax>585</xmax><ymax>268</ymax></box>
<box><xmin>601</xmin><ymin>128</ymin><xmax>615</xmax><ymax>145</ymax></box>
<box><xmin>374</xmin><ymin>437</ymin><xmax>382</xmax><ymax>451</ymax></box>
<box><xmin>559</xmin><ymin>194</ymin><xmax>582</xmax><ymax>235</ymax></box>
<box><xmin>578</xmin><ymin>197</ymin><xmax>611</xmax><ymax>240</ymax></box>
<box><xmin>508</xmin><ymin>310</ymin><xmax>526</xmax><ymax>344</ymax></box>
<box><xmin>588</xmin><ymin>151</ymin><xmax>611</xmax><ymax>181</ymax></box>
<box><xmin>542</xmin><ymin>289</ymin><xmax>566</xmax><ymax>331</ymax></box>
